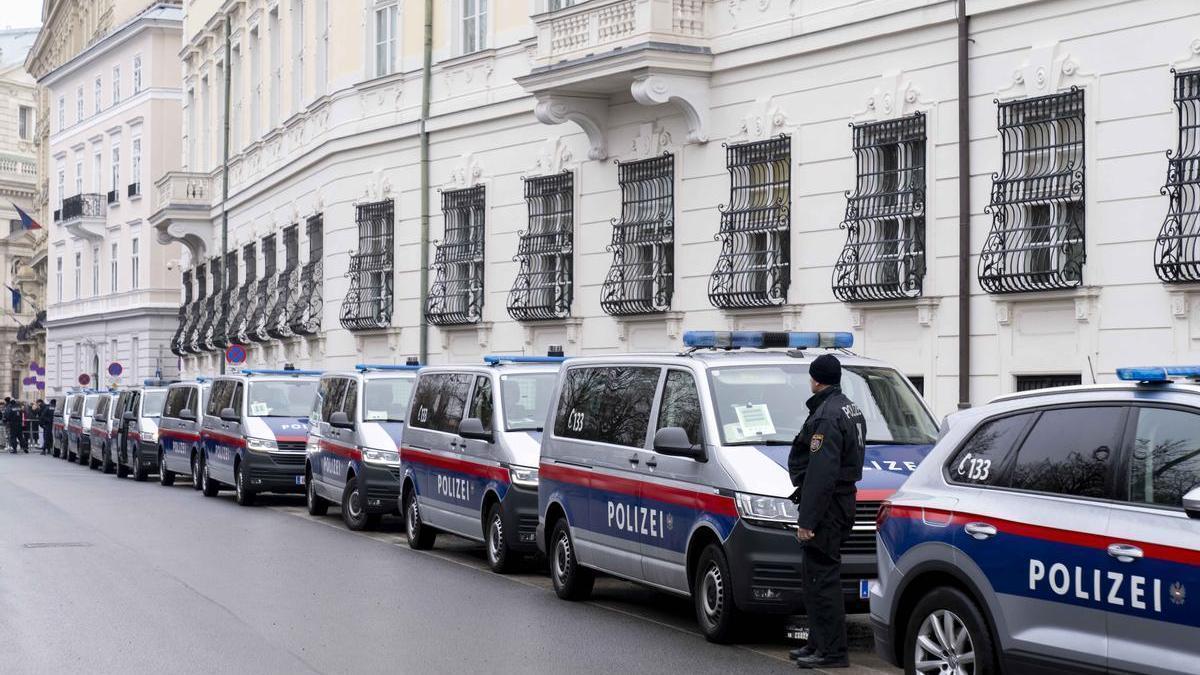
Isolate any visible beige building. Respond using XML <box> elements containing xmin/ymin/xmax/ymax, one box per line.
<box><xmin>0</xmin><ymin>28</ymin><xmax>46</xmax><ymax>399</ymax></box>
<box><xmin>29</xmin><ymin>2</ymin><xmax>185</xmax><ymax>395</ymax></box>
<box><xmin>159</xmin><ymin>0</ymin><xmax>1200</xmax><ymax>416</ymax></box>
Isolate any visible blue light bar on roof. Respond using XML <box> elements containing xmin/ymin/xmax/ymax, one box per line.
<box><xmin>241</xmin><ymin>369</ymin><xmax>323</xmax><ymax>376</ymax></box>
<box><xmin>356</xmin><ymin>363</ymin><xmax>422</xmax><ymax>372</ymax></box>
<box><xmin>483</xmin><ymin>355</ymin><xmax>567</xmax><ymax>365</ymax></box>
<box><xmin>1116</xmin><ymin>365</ymin><xmax>1200</xmax><ymax>383</ymax></box>
<box><xmin>682</xmin><ymin>330</ymin><xmax>853</xmax><ymax>350</ymax></box>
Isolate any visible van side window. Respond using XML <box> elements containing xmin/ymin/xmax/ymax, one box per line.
<box><xmin>341</xmin><ymin>381</ymin><xmax>358</xmax><ymax>421</ymax></box>
<box><xmin>469</xmin><ymin>376</ymin><xmax>493</xmax><ymax>428</ymax></box>
<box><xmin>206</xmin><ymin>382</ymin><xmax>231</xmax><ymax>416</ymax></box>
<box><xmin>657</xmin><ymin>370</ymin><xmax>702</xmax><ymax>446</ymax></box>
<box><xmin>230</xmin><ymin>384</ymin><xmax>244</xmax><ymax>415</ymax></box>
<box><xmin>945</xmin><ymin>413</ymin><xmax>1034</xmax><ymax>486</ymax></box>
<box><xmin>95</xmin><ymin>397</ymin><xmax>108</xmax><ymax>419</ymax></box>
<box><xmin>409</xmin><ymin>374</ymin><xmax>472</xmax><ymax>434</ymax></box>
<box><xmin>1127</xmin><ymin>407</ymin><xmax>1200</xmax><ymax>509</ymax></box>
<box><xmin>1008</xmin><ymin>406</ymin><xmax>1127</xmax><ymax>499</ymax></box>
<box><xmin>320</xmin><ymin>378</ymin><xmax>347</xmax><ymax>422</ymax></box>
<box><xmin>554</xmin><ymin>366</ymin><xmax>660</xmax><ymax>448</ymax></box>
<box><xmin>163</xmin><ymin>389</ymin><xmax>184</xmax><ymax>418</ymax></box>
<box><xmin>187</xmin><ymin>388</ymin><xmax>200</xmax><ymax>416</ymax></box>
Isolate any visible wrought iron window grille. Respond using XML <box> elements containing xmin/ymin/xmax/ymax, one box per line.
<box><xmin>170</xmin><ymin>270</ymin><xmax>193</xmax><ymax>357</ymax></box>
<box><xmin>708</xmin><ymin>136</ymin><xmax>792</xmax><ymax>309</ymax></box>
<box><xmin>426</xmin><ymin>187</ymin><xmax>485</xmax><ymax>326</ymax></box>
<box><xmin>508</xmin><ymin>172</ymin><xmax>574</xmax><ymax>321</ymax></box>
<box><xmin>268</xmin><ymin>226</ymin><xmax>299</xmax><ymax>340</ymax></box>
<box><xmin>213</xmin><ymin>251</ymin><xmax>238</xmax><ymax>350</ymax></box>
<box><xmin>600</xmin><ymin>154</ymin><xmax>675</xmax><ymax>316</ymax></box>
<box><xmin>341</xmin><ymin>200</ymin><xmax>395</xmax><ymax>331</ymax></box>
<box><xmin>185</xmin><ymin>262</ymin><xmax>207</xmax><ymax>354</ymax></box>
<box><xmin>289</xmin><ymin>214</ymin><xmax>323</xmax><ymax>336</ymax></box>
<box><xmin>231</xmin><ymin>243</ymin><xmax>257</xmax><ymax>345</ymax></box>
<box><xmin>979</xmin><ymin>87</ymin><xmax>1086</xmax><ymax>293</ymax></box>
<box><xmin>199</xmin><ymin>258</ymin><xmax>223</xmax><ymax>352</ymax></box>
<box><xmin>248</xmin><ymin>234</ymin><xmax>277</xmax><ymax>343</ymax></box>
<box><xmin>1155</xmin><ymin>69</ymin><xmax>1200</xmax><ymax>283</ymax></box>
<box><xmin>833</xmin><ymin>114</ymin><xmax>927</xmax><ymax>302</ymax></box>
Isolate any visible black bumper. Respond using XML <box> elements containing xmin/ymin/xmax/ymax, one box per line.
<box><xmin>724</xmin><ymin>521</ymin><xmax>875</xmax><ymax>615</ymax></box>
<box><xmin>500</xmin><ymin>485</ymin><xmax>540</xmax><ymax>554</ymax></box>
<box><xmin>360</xmin><ymin>463</ymin><xmax>401</xmax><ymax>514</ymax></box>
<box><xmin>137</xmin><ymin>440</ymin><xmax>159</xmax><ymax>469</ymax></box>
<box><xmin>871</xmin><ymin>614</ymin><xmax>898</xmax><ymax>666</ymax></box>
<box><xmin>242</xmin><ymin>451</ymin><xmax>306</xmax><ymax>493</ymax></box>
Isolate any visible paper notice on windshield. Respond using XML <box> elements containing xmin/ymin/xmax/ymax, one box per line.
<box><xmin>365</xmin><ymin>410</ymin><xmax>388</xmax><ymax>421</ymax></box>
<box><xmin>250</xmin><ymin>402</ymin><xmax>269</xmax><ymax>416</ymax></box>
<box><xmin>733</xmin><ymin>403</ymin><xmax>776</xmax><ymax>438</ymax></box>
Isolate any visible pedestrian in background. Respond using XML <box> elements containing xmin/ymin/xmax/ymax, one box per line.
<box><xmin>39</xmin><ymin>399</ymin><xmax>54</xmax><ymax>455</ymax></box>
<box><xmin>6</xmin><ymin>397</ymin><xmax>27</xmax><ymax>454</ymax></box>
<box><xmin>787</xmin><ymin>354</ymin><xmax>866</xmax><ymax>670</ymax></box>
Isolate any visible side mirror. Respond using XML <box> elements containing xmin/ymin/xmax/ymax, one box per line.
<box><xmin>123</xmin><ymin>411</ymin><xmax>136</xmax><ymax>422</ymax></box>
<box><xmin>459</xmin><ymin>417</ymin><xmax>494</xmax><ymax>443</ymax></box>
<box><xmin>179</xmin><ymin>408</ymin><xmax>196</xmax><ymax>421</ymax></box>
<box><xmin>329</xmin><ymin>411</ymin><xmax>355</xmax><ymax>429</ymax></box>
<box><xmin>1185</xmin><ymin>486</ymin><xmax>1200</xmax><ymax>520</ymax></box>
<box><xmin>219</xmin><ymin>407</ymin><xmax>240</xmax><ymax>422</ymax></box>
<box><xmin>653</xmin><ymin>427</ymin><xmax>706</xmax><ymax>461</ymax></box>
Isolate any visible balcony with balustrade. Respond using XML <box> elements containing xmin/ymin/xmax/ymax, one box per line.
<box><xmin>61</xmin><ymin>193</ymin><xmax>107</xmax><ymax>242</ymax></box>
<box><xmin>518</xmin><ymin>0</ymin><xmax>712</xmax><ymax>160</ymax></box>
<box><xmin>149</xmin><ymin>171</ymin><xmax>215</xmax><ymax>260</ymax></box>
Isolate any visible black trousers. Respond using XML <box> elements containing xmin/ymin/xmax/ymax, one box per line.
<box><xmin>41</xmin><ymin>423</ymin><xmax>52</xmax><ymax>449</ymax></box>
<box><xmin>801</xmin><ymin>537</ymin><xmax>848</xmax><ymax>658</ymax></box>
<box><xmin>8</xmin><ymin>424</ymin><xmax>26</xmax><ymax>449</ymax></box>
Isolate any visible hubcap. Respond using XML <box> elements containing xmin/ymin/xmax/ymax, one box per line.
<box><xmin>701</xmin><ymin>563</ymin><xmax>724</xmax><ymax>623</ymax></box>
<box><xmin>553</xmin><ymin>532</ymin><xmax>571</xmax><ymax>584</ymax></box>
<box><xmin>237</xmin><ymin>469</ymin><xmax>243</xmax><ymax>499</ymax></box>
<box><xmin>488</xmin><ymin>514</ymin><xmax>503</xmax><ymax>562</ymax></box>
<box><xmin>193</xmin><ymin>459</ymin><xmax>200</xmax><ymax>485</ymax></box>
<box><xmin>407</xmin><ymin>496</ymin><xmax>419</xmax><ymax>533</ymax></box>
<box><xmin>308</xmin><ymin>477</ymin><xmax>316</xmax><ymax>508</ymax></box>
<box><xmin>348</xmin><ymin>489</ymin><xmax>363</xmax><ymax>519</ymax></box>
<box><xmin>914</xmin><ymin>609</ymin><xmax>976</xmax><ymax>675</ymax></box>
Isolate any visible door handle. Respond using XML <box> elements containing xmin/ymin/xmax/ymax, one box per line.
<box><xmin>628</xmin><ymin>454</ymin><xmax>640</xmax><ymax>466</ymax></box>
<box><xmin>963</xmin><ymin>522</ymin><xmax>997</xmax><ymax>540</ymax></box>
<box><xmin>644</xmin><ymin>458</ymin><xmax>658</xmax><ymax>470</ymax></box>
<box><xmin>1108</xmin><ymin>543</ymin><xmax>1144</xmax><ymax>563</ymax></box>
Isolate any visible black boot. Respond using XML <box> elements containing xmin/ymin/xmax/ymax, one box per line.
<box><xmin>795</xmin><ymin>653</ymin><xmax>849</xmax><ymax>669</ymax></box>
<box><xmin>788</xmin><ymin>645</ymin><xmax>816</xmax><ymax>661</ymax></box>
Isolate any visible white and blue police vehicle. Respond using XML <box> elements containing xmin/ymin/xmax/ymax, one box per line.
<box><xmin>305</xmin><ymin>362</ymin><xmax>419</xmax><ymax>530</ymax></box>
<box><xmin>67</xmin><ymin>391</ymin><xmax>101</xmax><ymax>465</ymax></box>
<box><xmin>52</xmin><ymin>394</ymin><xmax>72</xmax><ymax>458</ymax></box>
<box><xmin>88</xmin><ymin>391</ymin><xmax>121</xmax><ymax>472</ymax></box>
<box><xmin>199</xmin><ymin>368</ymin><xmax>321</xmax><ymax>504</ymax></box>
<box><xmin>115</xmin><ymin>382</ymin><xmax>170</xmax><ymax>481</ymax></box>
<box><xmin>402</xmin><ymin>351</ymin><xmax>564</xmax><ymax>572</ymax></box>
<box><xmin>537</xmin><ymin>331</ymin><xmax>938</xmax><ymax>642</ymax></box>
<box><xmin>158</xmin><ymin>378</ymin><xmax>211</xmax><ymax>489</ymax></box>
<box><xmin>872</xmin><ymin>365</ymin><xmax>1200</xmax><ymax>675</ymax></box>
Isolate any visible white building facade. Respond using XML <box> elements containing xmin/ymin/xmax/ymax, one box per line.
<box><xmin>159</xmin><ymin>0</ymin><xmax>1200</xmax><ymax>417</ymax></box>
<box><xmin>39</xmin><ymin>3</ymin><xmax>185</xmax><ymax>396</ymax></box>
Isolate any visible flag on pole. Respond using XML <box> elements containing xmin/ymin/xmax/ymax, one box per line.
<box><xmin>11</xmin><ymin>204</ymin><xmax>42</xmax><ymax>230</ymax></box>
<box><xmin>5</xmin><ymin>286</ymin><xmax>21</xmax><ymax>314</ymax></box>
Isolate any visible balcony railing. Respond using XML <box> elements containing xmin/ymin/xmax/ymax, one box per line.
<box><xmin>170</xmin><ymin>303</ymin><xmax>189</xmax><ymax>357</ymax></box>
<box><xmin>61</xmin><ymin>193</ymin><xmax>105</xmax><ymax>222</ymax></box>
<box><xmin>107</xmin><ymin>189</ymin><xmax>119</xmax><ymax>205</ymax></box>
<box><xmin>288</xmin><ymin>260</ymin><xmax>323</xmax><ymax>336</ymax></box>
<box><xmin>153</xmin><ymin>171</ymin><xmax>211</xmax><ymax>212</ymax></box>
<box><xmin>531</xmin><ymin>0</ymin><xmax>707</xmax><ymax>68</ymax></box>
<box><xmin>267</xmin><ymin>267</ymin><xmax>297</xmax><ymax>340</ymax></box>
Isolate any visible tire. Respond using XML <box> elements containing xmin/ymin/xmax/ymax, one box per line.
<box><xmin>201</xmin><ymin>458</ymin><xmax>220</xmax><ymax>497</ymax></box>
<box><xmin>234</xmin><ymin>464</ymin><xmax>256</xmax><ymax>506</ymax></box>
<box><xmin>341</xmin><ymin>477</ymin><xmax>377</xmax><ymax>531</ymax></box>
<box><xmin>549</xmin><ymin>518</ymin><xmax>594</xmax><ymax>600</ymax></box>
<box><xmin>306</xmin><ymin>468</ymin><xmax>329</xmax><ymax>516</ymax></box>
<box><xmin>693</xmin><ymin>544</ymin><xmax>742</xmax><ymax>643</ymax></box>
<box><xmin>116</xmin><ymin>452</ymin><xmax>129</xmax><ymax>478</ymax></box>
<box><xmin>404</xmin><ymin>488</ymin><xmax>436</xmax><ymax>550</ymax></box>
<box><xmin>101</xmin><ymin>444</ymin><xmax>114</xmax><ymax>474</ymax></box>
<box><xmin>132</xmin><ymin>451</ymin><xmax>147</xmax><ymax>482</ymax></box>
<box><xmin>159</xmin><ymin>452</ymin><xmax>175</xmax><ymax>486</ymax></box>
<box><xmin>904</xmin><ymin>586</ymin><xmax>997</xmax><ymax>675</ymax></box>
<box><xmin>190</xmin><ymin>452</ymin><xmax>202</xmax><ymax>491</ymax></box>
<box><xmin>88</xmin><ymin>451</ymin><xmax>100</xmax><ymax>470</ymax></box>
<box><xmin>485</xmin><ymin>502</ymin><xmax>516</xmax><ymax>574</ymax></box>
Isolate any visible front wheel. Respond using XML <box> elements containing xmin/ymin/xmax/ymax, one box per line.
<box><xmin>904</xmin><ymin>587</ymin><xmax>996</xmax><ymax>675</ymax></box>
<box><xmin>132</xmin><ymin>450</ymin><xmax>148</xmax><ymax>482</ymax></box>
<box><xmin>342</xmin><ymin>477</ymin><xmax>379</xmax><ymax>531</ymax></box>
<box><xmin>306</xmin><ymin>469</ymin><xmax>330</xmax><ymax>516</ymax></box>
<box><xmin>485</xmin><ymin>503</ymin><xmax>516</xmax><ymax>574</ymax></box>
<box><xmin>693</xmin><ymin>544</ymin><xmax>742</xmax><ymax>643</ymax></box>
<box><xmin>201</xmin><ymin>458</ymin><xmax>220</xmax><ymax>497</ymax></box>
<box><xmin>159</xmin><ymin>452</ymin><xmax>175</xmax><ymax>486</ymax></box>
<box><xmin>550</xmin><ymin>519</ymin><xmax>593</xmax><ymax>600</ymax></box>
<box><xmin>404</xmin><ymin>489</ymin><xmax>436</xmax><ymax>550</ymax></box>
<box><xmin>234</xmin><ymin>464</ymin><xmax>256</xmax><ymax>506</ymax></box>
<box><xmin>101</xmin><ymin>445</ymin><xmax>114</xmax><ymax>474</ymax></box>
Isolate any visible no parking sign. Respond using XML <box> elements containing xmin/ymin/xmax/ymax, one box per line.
<box><xmin>226</xmin><ymin>344</ymin><xmax>247</xmax><ymax>365</ymax></box>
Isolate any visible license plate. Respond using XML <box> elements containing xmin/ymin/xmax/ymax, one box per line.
<box><xmin>295</xmin><ymin>475</ymin><xmax>305</xmax><ymax>485</ymax></box>
<box><xmin>859</xmin><ymin>579</ymin><xmax>874</xmax><ymax>599</ymax></box>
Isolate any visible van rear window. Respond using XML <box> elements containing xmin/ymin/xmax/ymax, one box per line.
<box><xmin>553</xmin><ymin>366</ymin><xmax>659</xmax><ymax>448</ymax></box>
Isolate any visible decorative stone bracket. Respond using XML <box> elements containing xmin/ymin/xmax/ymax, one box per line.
<box><xmin>533</xmin><ymin>95</ymin><xmax>609</xmax><ymax>161</ymax></box>
<box><xmin>155</xmin><ymin>220</ymin><xmax>212</xmax><ymax>261</ymax></box>
<box><xmin>630</xmin><ymin>72</ymin><xmax>710</xmax><ymax>144</ymax></box>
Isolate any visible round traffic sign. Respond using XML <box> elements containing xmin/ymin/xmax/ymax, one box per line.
<box><xmin>78</xmin><ymin>373</ymin><xmax>91</xmax><ymax>386</ymax></box>
<box><xmin>226</xmin><ymin>344</ymin><xmax>247</xmax><ymax>365</ymax></box>
<box><xmin>108</xmin><ymin>362</ymin><xmax>123</xmax><ymax>377</ymax></box>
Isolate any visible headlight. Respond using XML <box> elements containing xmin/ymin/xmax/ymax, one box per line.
<box><xmin>246</xmin><ymin>436</ymin><xmax>278</xmax><ymax>453</ymax></box>
<box><xmin>140</xmin><ymin>430</ymin><xmax>158</xmax><ymax>442</ymax></box>
<box><xmin>735</xmin><ymin>492</ymin><xmax>798</xmax><ymax>528</ymax></box>
<box><xmin>510</xmin><ymin>465</ymin><xmax>539</xmax><ymax>488</ymax></box>
<box><xmin>362</xmin><ymin>447</ymin><xmax>400</xmax><ymax>465</ymax></box>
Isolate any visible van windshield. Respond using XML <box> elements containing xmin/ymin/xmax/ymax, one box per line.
<box><xmin>708</xmin><ymin>364</ymin><xmax>936</xmax><ymax>446</ymax></box>
<box><xmin>363</xmin><ymin>377</ymin><xmax>415</xmax><ymax>422</ymax></box>
<box><xmin>83</xmin><ymin>396</ymin><xmax>99</xmax><ymax>416</ymax></box>
<box><xmin>501</xmin><ymin>373</ymin><xmax>558</xmax><ymax>431</ymax></box>
<box><xmin>142</xmin><ymin>391</ymin><xmax>167</xmax><ymax>418</ymax></box>
<box><xmin>247</xmin><ymin>380</ymin><xmax>318</xmax><ymax>417</ymax></box>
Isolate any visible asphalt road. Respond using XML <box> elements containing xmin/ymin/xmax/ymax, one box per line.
<box><xmin>0</xmin><ymin>452</ymin><xmax>899</xmax><ymax>675</ymax></box>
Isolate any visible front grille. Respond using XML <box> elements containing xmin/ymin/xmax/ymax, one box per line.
<box><xmin>269</xmin><ymin>452</ymin><xmax>305</xmax><ymax>466</ymax></box>
<box><xmin>387</xmin><ymin>466</ymin><xmax>401</xmax><ymax>481</ymax></box>
<box><xmin>517</xmin><ymin>514</ymin><xmax>539</xmax><ymax>539</ymax></box>
<box><xmin>276</xmin><ymin>441</ymin><xmax>306</xmax><ymax>453</ymax></box>
<box><xmin>752</xmin><ymin>562</ymin><xmax>804</xmax><ymax>592</ymax></box>
<box><xmin>841</xmin><ymin>500</ymin><xmax>882</xmax><ymax>556</ymax></box>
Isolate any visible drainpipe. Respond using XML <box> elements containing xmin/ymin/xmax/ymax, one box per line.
<box><xmin>220</xmin><ymin>16</ymin><xmax>232</xmax><ymax>374</ymax></box>
<box><xmin>957</xmin><ymin>0</ymin><xmax>971</xmax><ymax>409</ymax></box>
<box><xmin>418</xmin><ymin>0</ymin><xmax>433</xmax><ymax>364</ymax></box>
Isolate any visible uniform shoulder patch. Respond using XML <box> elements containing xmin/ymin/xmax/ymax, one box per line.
<box><xmin>809</xmin><ymin>433</ymin><xmax>824</xmax><ymax>452</ymax></box>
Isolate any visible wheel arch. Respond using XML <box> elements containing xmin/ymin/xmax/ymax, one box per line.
<box><xmin>888</xmin><ymin>559</ymin><xmax>999</xmax><ymax>667</ymax></box>
<box><xmin>684</xmin><ymin>523</ymin><xmax>725</xmax><ymax>594</ymax></box>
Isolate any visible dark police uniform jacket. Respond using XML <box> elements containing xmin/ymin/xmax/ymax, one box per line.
<box><xmin>788</xmin><ymin>386</ymin><xmax>866</xmax><ymax>558</ymax></box>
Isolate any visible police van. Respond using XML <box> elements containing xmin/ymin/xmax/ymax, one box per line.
<box><xmin>872</xmin><ymin>365</ymin><xmax>1200</xmax><ymax>675</ymax></box>
<box><xmin>88</xmin><ymin>391</ymin><xmax>122</xmax><ymax>472</ymax></box>
<box><xmin>305</xmin><ymin>363</ymin><xmax>419</xmax><ymax>530</ymax></box>
<box><xmin>537</xmin><ymin>331</ymin><xmax>938</xmax><ymax>642</ymax></box>
<box><xmin>67</xmin><ymin>390</ymin><xmax>101</xmax><ymax>464</ymax></box>
<box><xmin>402</xmin><ymin>352</ymin><xmax>565</xmax><ymax>572</ymax></box>
<box><xmin>115</xmin><ymin>383</ymin><xmax>170</xmax><ymax>481</ymax></box>
<box><xmin>199</xmin><ymin>368</ymin><xmax>321</xmax><ymax>504</ymax></box>
<box><xmin>158</xmin><ymin>379</ymin><xmax>211</xmax><ymax>489</ymax></box>
<box><xmin>52</xmin><ymin>394</ymin><xmax>73</xmax><ymax>458</ymax></box>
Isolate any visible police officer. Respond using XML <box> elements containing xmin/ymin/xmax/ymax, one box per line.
<box><xmin>6</xmin><ymin>397</ymin><xmax>28</xmax><ymax>454</ymax></box>
<box><xmin>38</xmin><ymin>399</ymin><xmax>53</xmax><ymax>455</ymax></box>
<box><xmin>787</xmin><ymin>354</ymin><xmax>866</xmax><ymax>670</ymax></box>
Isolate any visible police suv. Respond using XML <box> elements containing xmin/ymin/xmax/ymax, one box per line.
<box><xmin>115</xmin><ymin>383</ymin><xmax>169</xmax><ymax>481</ymax></box>
<box><xmin>52</xmin><ymin>394</ymin><xmax>72</xmax><ymax>458</ymax></box>
<box><xmin>67</xmin><ymin>391</ymin><xmax>101</xmax><ymax>464</ymax></box>
<box><xmin>872</xmin><ymin>366</ymin><xmax>1200</xmax><ymax>675</ymax></box>
<box><xmin>305</xmin><ymin>363</ymin><xmax>418</xmax><ymax>530</ymax></box>
<box><xmin>402</xmin><ymin>352</ymin><xmax>564</xmax><ymax>572</ymax></box>
<box><xmin>158</xmin><ymin>379</ymin><xmax>210</xmax><ymax>489</ymax></box>
<box><xmin>537</xmin><ymin>331</ymin><xmax>937</xmax><ymax>642</ymax></box>
<box><xmin>89</xmin><ymin>391</ymin><xmax>121</xmax><ymax>472</ymax></box>
<box><xmin>199</xmin><ymin>369</ymin><xmax>321</xmax><ymax>504</ymax></box>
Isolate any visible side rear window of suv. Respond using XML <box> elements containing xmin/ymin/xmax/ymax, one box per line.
<box><xmin>1127</xmin><ymin>406</ymin><xmax>1200</xmax><ymax>509</ymax></box>
<box><xmin>946</xmin><ymin>412</ymin><xmax>1035</xmax><ymax>487</ymax></box>
<box><xmin>553</xmin><ymin>366</ymin><xmax>660</xmax><ymax>448</ymax></box>
<box><xmin>1008</xmin><ymin>406</ymin><xmax>1128</xmax><ymax>499</ymax></box>
<box><xmin>409</xmin><ymin>373</ymin><xmax>472</xmax><ymax>435</ymax></box>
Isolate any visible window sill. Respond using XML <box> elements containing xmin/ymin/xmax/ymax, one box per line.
<box><xmin>438</xmin><ymin>48</ymin><xmax>497</xmax><ymax>71</ymax></box>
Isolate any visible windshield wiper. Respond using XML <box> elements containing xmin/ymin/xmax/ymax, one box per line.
<box><xmin>866</xmin><ymin>439</ymin><xmax>934</xmax><ymax>445</ymax></box>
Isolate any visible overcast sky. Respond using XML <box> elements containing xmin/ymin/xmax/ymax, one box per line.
<box><xmin>1</xmin><ymin>0</ymin><xmax>43</xmax><ymax>29</ymax></box>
